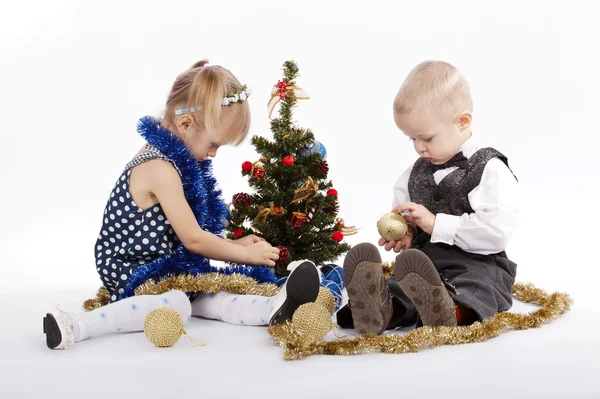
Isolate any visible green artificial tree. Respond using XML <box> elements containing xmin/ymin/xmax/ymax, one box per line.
<box><xmin>226</xmin><ymin>61</ymin><xmax>352</xmax><ymax>277</ymax></box>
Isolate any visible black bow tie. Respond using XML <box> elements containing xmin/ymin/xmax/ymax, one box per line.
<box><xmin>430</xmin><ymin>152</ymin><xmax>468</xmax><ymax>171</ymax></box>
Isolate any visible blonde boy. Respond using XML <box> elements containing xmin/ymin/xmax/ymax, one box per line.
<box><xmin>337</xmin><ymin>61</ymin><xmax>520</xmax><ymax>334</ymax></box>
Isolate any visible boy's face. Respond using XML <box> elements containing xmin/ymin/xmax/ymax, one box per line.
<box><xmin>393</xmin><ymin>110</ymin><xmax>471</xmax><ymax>165</ymax></box>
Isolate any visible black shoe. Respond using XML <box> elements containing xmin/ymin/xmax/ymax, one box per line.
<box><xmin>268</xmin><ymin>261</ymin><xmax>320</xmax><ymax>326</ymax></box>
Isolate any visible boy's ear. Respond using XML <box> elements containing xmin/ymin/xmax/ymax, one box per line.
<box><xmin>457</xmin><ymin>111</ymin><xmax>472</xmax><ymax>131</ymax></box>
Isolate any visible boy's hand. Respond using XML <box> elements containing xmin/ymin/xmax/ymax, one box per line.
<box><xmin>378</xmin><ymin>230</ymin><xmax>413</xmax><ymax>252</ymax></box>
<box><xmin>393</xmin><ymin>202</ymin><xmax>436</xmax><ymax>235</ymax></box>
<box><xmin>233</xmin><ymin>234</ymin><xmax>265</xmax><ymax>247</ymax></box>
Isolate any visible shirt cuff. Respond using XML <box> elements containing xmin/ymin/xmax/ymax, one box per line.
<box><xmin>431</xmin><ymin>213</ymin><xmax>462</xmax><ymax>245</ymax></box>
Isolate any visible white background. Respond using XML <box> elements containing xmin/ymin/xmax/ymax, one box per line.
<box><xmin>1</xmin><ymin>1</ymin><xmax>598</xmax><ymax>398</ymax></box>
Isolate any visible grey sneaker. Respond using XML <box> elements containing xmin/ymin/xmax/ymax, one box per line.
<box><xmin>343</xmin><ymin>243</ymin><xmax>393</xmax><ymax>335</ymax></box>
<box><xmin>394</xmin><ymin>249</ymin><xmax>457</xmax><ymax>327</ymax></box>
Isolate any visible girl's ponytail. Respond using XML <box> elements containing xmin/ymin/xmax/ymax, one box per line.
<box><xmin>188</xmin><ymin>65</ymin><xmax>226</xmax><ymax>133</ymax></box>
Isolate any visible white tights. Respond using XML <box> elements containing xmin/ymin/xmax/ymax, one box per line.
<box><xmin>67</xmin><ymin>290</ymin><xmax>276</xmax><ymax>343</ymax></box>
<box><xmin>191</xmin><ymin>292</ymin><xmax>274</xmax><ymax>326</ymax></box>
<box><xmin>70</xmin><ymin>290</ymin><xmax>191</xmax><ymax>341</ymax></box>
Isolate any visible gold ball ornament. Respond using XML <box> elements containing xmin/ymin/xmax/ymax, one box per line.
<box><xmin>144</xmin><ymin>307</ymin><xmax>186</xmax><ymax>347</ymax></box>
<box><xmin>291</xmin><ymin>302</ymin><xmax>335</xmax><ymax>342</ymax></box>
<box><xmin>315</xmin><ymin>287</ymin><xmax>336</xmax><ymax>315</ymax></box>
<box><xmin>377</xmin><ymin>212</ymin><xmax>408</xmax><ymax>241</ymax></box>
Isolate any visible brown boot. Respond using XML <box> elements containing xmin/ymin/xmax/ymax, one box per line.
<box><xmin>394</xmin><ymin>249</ymin><xmax>457</xmax><ymax>327</ymax></box>
<box><xmin>343</xmin><ymin>243</ymin><xmax>393</xmax><ymax>335</ymax></box>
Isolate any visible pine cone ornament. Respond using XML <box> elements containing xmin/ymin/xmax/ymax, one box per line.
<box><xmin>232</xmin><ymin>193</ymin><xmax>252</xmax><ymax>208</ymax></box>
<box><xmin>324</xmin><ymin>200</ymin><xmax>339</xmax><ymax>214</ymax></box>
<box><xmin>276</xmin><ymin>246</ymin><xmax>290</xmax><ymax>266</ymax></box>
<box><xmin>315</xmin><ymin>160</ymin><xmax>329</xmax><ymax>176</ymax></box>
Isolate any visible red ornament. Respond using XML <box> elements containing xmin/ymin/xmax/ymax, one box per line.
<box><xmin>327</xmin><ymin>188</ymin><xmax>338</xmax><ymax>197</ymax></box>
<box><xmin>242</xmin><ymin>161</ymin><xmax>252</xmax><ymax>172</ymax></box>
<box><xmin>276</xmin><ymin>80</ymin><xmax>288</xmax><ymax>100</ymax></box>
<box><xmin>276</xmin><ymin>246</ymin><xmax>290</xmax><ymax>265</ymax></box>
<box><xmin>332</xmin><ymin>231</ymin><xmax>344</xmax><ymax>242</ymax></box>
<box><xmin>233</xmin><ymin>228</ymin><xmax>244</xmax><ymax>239</ymax></box>
<box><xmin>282</xmin><ymin>156</ymin><xmax>295</xmax><ymax>166</ymax></box>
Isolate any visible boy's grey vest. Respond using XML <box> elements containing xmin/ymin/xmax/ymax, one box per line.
<box><xmin>408</xmin><ymin>148</ymin><xmax>516</xmax><ymax>248</ymax></box>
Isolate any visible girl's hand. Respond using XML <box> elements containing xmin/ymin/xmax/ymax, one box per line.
<box><xmin>393</xmin><ymin>202</ymin><xmax>436</xmax><ymax>235</ymax></box>
<box><xmin>233</xmin><ymin>234</ymin><xmax>265</xmax><ymax>247</ymax></box>
<box><xmin>245</xmin><ymin>241</ymin><xmax>280</xmax><ymax>267</ymax></box>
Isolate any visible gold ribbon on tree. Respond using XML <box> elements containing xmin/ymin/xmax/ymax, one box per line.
<box><xmin>335</xmin><ymin>218</ymin><xmax>359</xmax><ymax>236</ymax></box>
<box><xmin>268</xmin><ymin>80</ymin><xmax>310</xmax><ymax>118</ymax></box>
<box><xmin>255</xmin><ymin>202</ymin><xmax>287</xmax><ymax>223</ymax></box>
<box><xmin>292</xmin><ymin>177</ymin><xmax>319</xmax><ymax>204</ymax></box>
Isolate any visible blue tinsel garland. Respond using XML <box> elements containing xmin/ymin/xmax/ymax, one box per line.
<box><xmin>118</xmin><ymin>116</ymin><xmax>277</xmax><ymax>300</ymax></box>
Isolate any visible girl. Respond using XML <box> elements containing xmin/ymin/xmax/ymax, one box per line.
<box><xmin>43</xmin><ymin>60</ymin><xmax>323</xmax><ymax>350</ymax></box>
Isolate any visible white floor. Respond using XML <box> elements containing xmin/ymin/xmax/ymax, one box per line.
<box><xmin>2</xmin><ymin>192</ymin><xmax>599</xmax><ymax>399</ymax></box>
<box><xmin>0</xmin><ymin>287</ymin><xmax>596</xmax><ymax>399</ymax></box>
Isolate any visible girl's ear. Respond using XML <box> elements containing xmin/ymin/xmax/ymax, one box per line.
<box><xmin>175</xmin><ymin>114</ymin><xmax>193</xmax><ymax>133</ymax></box>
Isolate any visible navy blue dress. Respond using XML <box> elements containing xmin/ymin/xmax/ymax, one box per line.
<box><xmin>95</xmin><ymin>145</ymin><xmax>180</xmax><ymax>302</ymax></box>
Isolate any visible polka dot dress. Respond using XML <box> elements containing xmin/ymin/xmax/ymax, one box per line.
<box><xmin>95</xmin><ymin>145</ymin><xmax>180</xmax><ymax>302</ymax></box>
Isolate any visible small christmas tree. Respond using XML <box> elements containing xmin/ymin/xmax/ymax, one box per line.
<box><xmin>227</xmin><ymin>61</ymin><xmax>352</xmax><ymax>277</ymax></box>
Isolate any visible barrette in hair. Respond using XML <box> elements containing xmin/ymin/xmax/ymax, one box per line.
<box><xmin>175</xmin><ymin>85</ymin><xmax>252</xmax><ymax>115</ymax></box>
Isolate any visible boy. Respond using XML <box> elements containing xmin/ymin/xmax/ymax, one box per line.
<box><xmin>337</xmin><ymin>61</ymin><xmax>520</xmax><ymax>334</ymax></box>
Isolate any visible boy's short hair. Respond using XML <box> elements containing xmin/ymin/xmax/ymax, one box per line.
<box><xmin>393</xmin><ymin>61</ymin><xmax>473</xmax><ymax>121</ymax></box>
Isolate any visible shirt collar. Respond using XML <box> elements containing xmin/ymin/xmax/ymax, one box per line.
<box><xmin>458</xmin><ymin>135</ymin><xmax>480</xmax><ymax>159</ymax></box>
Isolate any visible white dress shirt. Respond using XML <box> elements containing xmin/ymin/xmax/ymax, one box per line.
<box><xmin>392</xmin><ymin>138</ymin><xmax>521</xmax><ymax>255</ymax></box>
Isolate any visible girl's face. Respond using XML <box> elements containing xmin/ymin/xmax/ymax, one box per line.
<box><xmin>172</xmin><ymin>106</ymin><xmax>243</xmax><ymax>162</ymax></box>
<box><xmin>393</xmin><ymin>110</ymin><xmax>472</xmax><ymax>165</ymax></box>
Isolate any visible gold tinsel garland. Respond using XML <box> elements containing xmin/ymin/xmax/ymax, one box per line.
<box><xmin>268</xmin><ymin>262</ymin><xmax>572</xmax><ymax>360</ymax></box>
<box><xmin>381</xmin><ymin>261</ymin><xmax>395</xmax><ymax>279</ymax></box>
<box><xmin>82</xmin><ymin>263</ymin><xmax>572</xmax><ymax>361</ymax></box>
<box><xmin>83</xmin><ymin>273</ymin><xmax>279</xmax><ymax>311</ymax></box>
